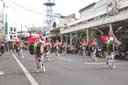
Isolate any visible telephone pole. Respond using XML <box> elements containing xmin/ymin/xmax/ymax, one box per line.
<box><xmin>1</xmin><ymin>0</ymin><xmax>5</xmax><ymax>31</ymax></box>
<box><xmin>1</xmin><ymin>0</ymin><xmax>8</xmax><ymax>41</ymax></box>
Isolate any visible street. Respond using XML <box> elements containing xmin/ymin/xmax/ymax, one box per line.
<box><xmin>0</xmin><ymin>51</ymin><xmax>128</xmax><ymax>85</ymax></box>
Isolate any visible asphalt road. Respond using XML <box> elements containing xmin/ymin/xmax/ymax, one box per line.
<box><xmin>0</xmin><ymin>50</ymin><xmax>128</xmax><ymax>85</ymax></box>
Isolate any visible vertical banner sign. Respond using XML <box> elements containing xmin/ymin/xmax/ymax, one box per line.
<box><xmin>5</xmin><ymin>21</ymin><xmax>8</xmax><ymax>34</ymax></box>
<box><xmin>5</xmin><ymin>14</ymin><xmax>8</xmax><ymax>35</ymax></box>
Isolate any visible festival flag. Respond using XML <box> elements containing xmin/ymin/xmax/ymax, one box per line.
<box><xmin>115</xmin><ymin>27</ymin><xmax>122</xmax><ymax>33</ymax></box>
<box><xmin>80</xmin><ymin>33</ymin><xmax>83</xmax><ymax>40</ymax></box>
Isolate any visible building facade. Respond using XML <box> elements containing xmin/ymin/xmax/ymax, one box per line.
<box><xmin>46</xmin><ymin>13</ymin><xmax>76</xmax><ymax>42</ymax></box>
<box><xmin>60</xmin><ymin>0</ymin><xmax>128</xmax><ymax>46</ymax></box>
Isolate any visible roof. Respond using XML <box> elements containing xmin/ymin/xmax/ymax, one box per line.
<box><xmin>79</xmin><ymin>3</ymin><xmax>96</xmax><ymax>13</ymax></box>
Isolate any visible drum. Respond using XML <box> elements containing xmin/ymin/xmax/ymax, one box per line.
<box><xmin>15</xmin><ymin>44</ymin><xmax>21</xmax><ymax>52</ymax></box>
<box><xmin>80</xmin><ymin>46</ymin><xmax>84</xmax><ymax>51</ymax></box>
<box><xmin>29</xmin><ymin>42</ymin><xmax>44</xmax><ymax>55</ymax></box>
<box><xmin>61</xmin><ymin>46</ymin><xmax>65</xmax><ymax>51</ymax></box>
<box><xmin>102</xmin><ymin>43</ymin><xmax>113</xmax><ymax>52</ymax></box>
<box><xmin>44</xmin><ymin>45</ymin><xmax>50</xmax><ymax>52</ymax></box>
<box><xmin>29</xmin><ymin>44</ymin><xmax>34</xmax><ymax>55</ymax></box>
<box><xmin>36</xmin><ymin>42</ymin><xmax>44</xmax><ymax>55</ymax></box>
<box><xmin>88</xmin><ymin>45</ymin><xmax>95</xmax><ymax>52</ymax></box>
<box><xmin>55</xmin><ymin>45</ymin><xmax>59</xmax><ymax>51</ymax></box>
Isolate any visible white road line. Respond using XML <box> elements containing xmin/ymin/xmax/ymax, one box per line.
<box><xmin>57</xmin><ymin>57</ymin><xmax>128</xmax><ymax>65</ymax></box>
<box><xmin>85</xmin><ymin>62</ymin><xmax>105</xmax><ymax>65</ymax></box>
<box><xmin>0</xmin><ymin>71</ymin><xmax>4</xmax><ymax>75</ymax></box>
<box><xmin>84</xmin><ymin>62</ymin><xmax>127</xmax><ymax>65</ymax></box>
<box><xmin>12</xmin><ymin>53</ymin><xmax>39</xmax><ymax>85</ymax></box>
<box><xmin>57</xmin><ymin>57</ymin><xmax>72</xmax><ymax>62</ymax></box>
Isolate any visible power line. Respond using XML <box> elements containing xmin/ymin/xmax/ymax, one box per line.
<box><xmin>6</xmin><ymin>0</ymin><xmax>39</xmax><ymax>27</ymax></box>
<box><xmin>8</xmin><ymin>0</ymin><xmax>58</xmax><ymax>18</ymax></box>
<box><xmin>6</xmin><ymin>0</ymin><xmax>46</xmax><ymax>16</ymax></box>
<box><xmin>8</xmin><ymin>4</ymin><xmax>33</xmax><ymax>23</ymax></box>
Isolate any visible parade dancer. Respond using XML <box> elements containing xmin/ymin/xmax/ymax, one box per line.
<box><xmin>79</xmin><ymin>40</ymin><xmax>86</xmax><ymax>56</ymax></box>
<box><xmin>100</xmin><ymin>32</ymin><xmax>121</xmax><ymax>69</ymax></box>
<box><xmin>51</xmin><ymin>40</ymin><xmax>55</xmax><ymax>52</ymax></box>
<box><xmin>14</xmin><ymin>39</ymin><xmax>24</xmax><ymax>58</ymax></box>
<box><xmin>35</xmin><ymin>37</ymin><xmax>46</xmax><ymax>72</ymax></box>
<box><xmin>88</xmin><ymin>39</ymin><xmax>97</xmax><ymax>62</ymax></box>
<box><xmin>61</xmin><ymin>41</ymin><xmax>67</xmax><ymax>56</ymax></box>
<box><xmin>28</xmin><ymin>32</ymin><xmax>46</xmax><ymax>73</ymax></box>
<box><xmin>44</xmin><ymin>38</ymin><xmax>50</xmax><ymax>61</ymax></box>
<box><xmin>55</xmin><ymin>40</ymin><xmax>60</xmax><ymax>56</ymax></box>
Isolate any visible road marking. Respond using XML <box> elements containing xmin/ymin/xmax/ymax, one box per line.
<box><xmin>84</xmin><ymin>62</ymin><xmax>128</xmax><ymax>65</ymax></box>
<box><xmin>0</xmin><ymin>71</ymin><xmax>4</xmax><ymax>75</ymax></box>
<box><xmin>57</xmin><ymin>57</ymin><xmax>128</xmax><ymax>65</ymax></box>
<box><xmin>57</xmin><ymin>57</ymin><xmax>72</xmax><ymax>62</ymax></box>
<box><xmin>12</xmin><ymin>53</ymin><xmax>39</xmax><ymax>85</ymax></box>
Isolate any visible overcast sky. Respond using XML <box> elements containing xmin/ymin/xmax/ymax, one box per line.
<box><xmin>3</xmin><ymin>0</ymin><xmax>100</xmax><ymax>31</ymax></box>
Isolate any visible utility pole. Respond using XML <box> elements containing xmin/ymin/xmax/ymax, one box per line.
<box><xmin>1</xmin><ymin>0</ymin><xmax>5</xmax><ymax>31</ymax></box>
<box><xmin>21</xmin><ymin>24</ymin><xmax>22</xmax><ymax>35</ymax></box>
<box><xmin>1</xmin><ymin>0</ymin><xmax>8</xmax><ymax>41</ymax></box>
<box><xmin>0</xmin><ymin>0</ymin><xmax>4</xmax><ymax>76</ymax></box>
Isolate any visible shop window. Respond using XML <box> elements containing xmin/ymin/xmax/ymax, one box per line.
<box><xmin>10</xmin><ymin>27</ymin><xmax>13</xmax><ymax>31</ymax></box>
<box><xmin>14</xmin><ymin>35</ymin><xmax>16</xmax><ymax>38</ymax></box>
<box><xmin>14</xmin><ymin>28</ymin><xmax>16</xmax><ymax>32</ymax></box>
<box><xmin>10</xmin><ymin>35</ymin><xmax>13</xmax><ymax>39</ymax></box>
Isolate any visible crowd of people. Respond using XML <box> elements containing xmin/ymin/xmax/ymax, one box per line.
<box><xmin>0</xmin><ymin>30</ymin><xmax>127</xmax><ymax>72</ymax></box>
<box><xmin>27</xmin><ymin>32</ymin><xmax>68</xmax><ymax>72</ymax></box>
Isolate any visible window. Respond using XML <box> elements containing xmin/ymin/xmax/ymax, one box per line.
<box><xmin>10</xmin><ymin>27</ymin><xmax>13</xmax><ymax>31</ymax></box>
<box><xmin>14</xmin><ymin>28</ymin><xmax>16</xmax><ymax>32</ymax></box>
<box><xmin>10</xmin><ymin>35</ymin><xmax>13</xmax><ymax>39</ymax></box>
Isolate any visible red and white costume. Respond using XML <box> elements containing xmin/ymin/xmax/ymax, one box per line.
<box><xmin>14</xmin><ymin>39</ymin><xmax>24</xmax><ymax>58</ymax></box>
<box><xmin>28</xmin><ymin>33</ymin><xmax>46</xmax><ymax>72</ymax></box>
<box><xmin>54</xmin><ymin>40</ymin><xmax>60</xmax><ymax>56</ymax></box>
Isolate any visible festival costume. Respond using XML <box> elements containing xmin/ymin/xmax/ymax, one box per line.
<box><xmin>44</xmin><ymin>40</ymin><xmax>50</xmax><ymax>61</ymax></box>
<box><xmin>54</xmin><ymin>41</ymin><xmax>60</xmax><ymax>56</ymax></box>
<box><xmin>28</xmin><ymin>34</ymin><xmax>46</xmax><ymax>72</ymax></box>
<box><xmin>79</xmin><ymin>41</ymin><xmax>85</xmax><ymax>56</ymax></box>
<box><xmin>87</xmin><ymin>40</ymin><xmax>97</xmax><ymax>61</ymax></box>
<box><xmin>100</xmin><ymin>36</ymin><xmax>116</xmax><ymax>68</ymax></box>
<box><xmin>61</xmin><ymin>42</ymin><xmax>67</xmax><ymax>56</ymax></box>
<box><xmin>14</xmin><ymin>40</ymin><xmax>24</xmax><ymax>58</ymax></box>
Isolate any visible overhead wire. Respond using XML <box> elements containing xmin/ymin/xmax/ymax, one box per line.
<box><xmin>6</xmin><ymin>0</ymin><xmax>46</xmax><ymax>16</ymax></box>
<box><xmin>5</xmin><ymin>0</ymin><xmax>57</xmax><ymax>27</ymax></box>
<box><xmin>7</xmin><ymin>0</ymin><xmax>58</xmax><ymax>18</ymax></box>
<box><xmin>5</xmin><ymin>0</ymin><xmax>38</xmax><ymax>28</ymax></box>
